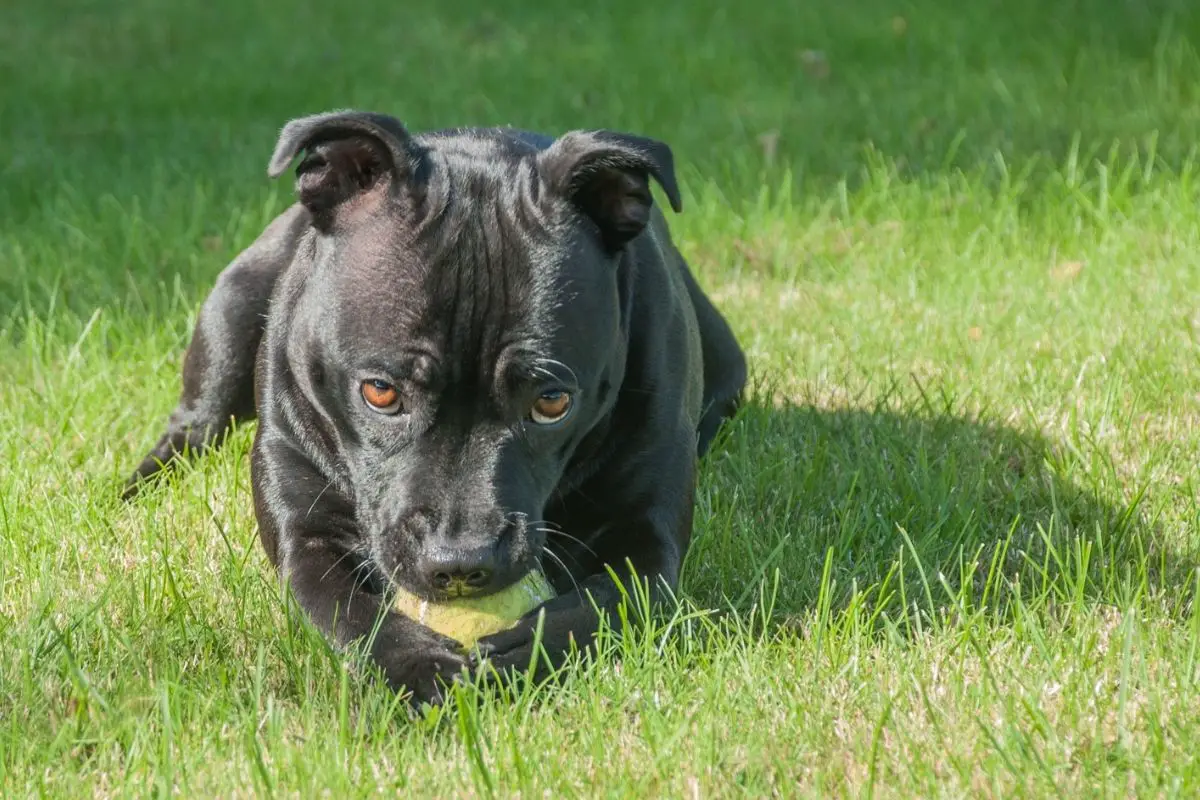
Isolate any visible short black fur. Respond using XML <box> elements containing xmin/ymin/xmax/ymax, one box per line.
<box><xmin>124</xmin><ymin>110</ymin><xmax>747</xmax><ymax>707</ymax></box>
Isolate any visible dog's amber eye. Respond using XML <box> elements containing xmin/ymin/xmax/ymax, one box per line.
<box><xmin>361</xmin><ymin>380</ymin><xmax>402</xmax><ymax>414</ymax></box>
<box><xmin>530</xmin><ymin>390</ymin><xmax>572</xmax><ymax>425</ymax></box>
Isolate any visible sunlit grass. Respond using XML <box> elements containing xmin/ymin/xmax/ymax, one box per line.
<box><xmin>3</xmin><ymin>0</ymin><xmax>1200</xmax><ymax>795</ymax></box>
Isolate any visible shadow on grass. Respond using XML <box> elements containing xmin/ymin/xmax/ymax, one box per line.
<box><xmin>683</xmin><ymin>391</ymin><xmax>1190</xmax><ymax>624</ymax></box>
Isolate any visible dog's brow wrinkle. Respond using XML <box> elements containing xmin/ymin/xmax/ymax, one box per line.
<box><xmin>503</xmin><ymin>159</ymin><xmax>551</xmax><ymax>238</ymax></box>
<box><xmin>425</xmin><ymin>175</ymin><xmax>543</xmax><ymax>396</ymax></box>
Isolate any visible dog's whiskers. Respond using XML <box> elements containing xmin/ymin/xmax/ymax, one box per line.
<box><xmin>320</xmin><ymin>547</ymin><xmax>359</xmax><ymax>583</ymax></box>
<box><xmin>344</xmin><ymin>556</ymin><xmax>380</xmax><ymax>613</ymax></box>
<box><xmin>306</xmin><ymin>478</ymin><xmax>336</xmax><ymax>520</ymax></box>
<box><xmin>347</xmin><ymin>560</ymin><xmax>408</xmax><ymax>623</ymax></box>
<box><xmin>535</xmin><ymin>526</ymin><xmax>598</xmax><ymax>559</ymax></box>
<box><xmin>503</xmin><ymin>513</ymin><xmax>593</xmax><ymax>587</ymax></box>
<box><xmin>526</xmin><ymin>518</ymin><xmax>598</xmax><ymax>558</ymax></box>
<box><xmin>531</xmin><ymin>358</ymin><xmax>579</xmax><ymax>386</ymax></box>
<box><xmin>535</xmin><ymin>529</ymin><xmax>589</xmax><ymax>568</ymax></box>
<box><xmin>541</xmin><ymin>543</ymin><xmax>581</xmax><ymax>595</ymax></box>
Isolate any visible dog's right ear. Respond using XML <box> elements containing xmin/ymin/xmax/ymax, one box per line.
<box><xmin>266</xmin><ymin>110</ymin><xmax>420</xmax><ymax>226</ymax></box>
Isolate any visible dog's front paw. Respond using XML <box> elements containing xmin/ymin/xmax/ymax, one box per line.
<box><xmin>472</xmin><ymin>599</ymin><xmax>602</xmax><ymax>679</ymax></box>
<box><xmin>376</xmin><ymin>630</ymin><xmax>471</xmax><ymax>707</ymax></box>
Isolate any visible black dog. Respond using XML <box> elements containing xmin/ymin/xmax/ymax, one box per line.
<box><xmin>125</xmin><ymin>110</ymin><xmax>746</xmax><ymax>705</ymax></box>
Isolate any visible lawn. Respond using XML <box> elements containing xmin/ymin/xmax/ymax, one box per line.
<box><xmin>3</xmin><ymin>0</ymin><xmax>1200</xmax><ymax>795</ymax></box>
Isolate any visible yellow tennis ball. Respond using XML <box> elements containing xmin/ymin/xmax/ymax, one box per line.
<box><xmin>394</xmin><ymin>571</ymin><xmax>556</xmax><ymax>648</ymax></box>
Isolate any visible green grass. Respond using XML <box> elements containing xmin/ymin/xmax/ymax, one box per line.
<box><xmin>4</xmin><ymin>0</ymin><xmax>1200</xmax><ymax>795</ymax></box>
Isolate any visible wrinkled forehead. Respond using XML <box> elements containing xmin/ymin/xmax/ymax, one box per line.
<box><xmin>314</xmin><ymin>192</ymin><xmax>615</xmax><ymax>379</ymax></box>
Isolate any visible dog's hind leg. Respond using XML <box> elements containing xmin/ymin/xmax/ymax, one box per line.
<box><xmin>683</xmin><ymin>265</ymin><xmax>747</xmax><ymax>458</ymax></box>
<box><xmin>122</xmin><ymin>205</ymin><xmax>309</xmax><ymax>499</ymax></box>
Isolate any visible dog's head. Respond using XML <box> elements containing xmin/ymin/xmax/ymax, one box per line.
<box><xmin>267</xmin><ymin>110</ymin><xmax>681</xmax><ymax>600</ymax></box>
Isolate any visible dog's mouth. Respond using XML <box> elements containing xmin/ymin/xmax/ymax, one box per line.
<box><xmin>356</xmin><ymin>510</ymin><xmax>553</xmax><ymax>602</ymax></box>
<box><xmin>382</xmin><ymin>566</ymin><xmax>545</xmax><ymax>605</ymax></box>
<box><xmin>435</xmin><ymin>575</ymin><xmax>487</xmax><ymax>599</ymax></box>
<box><xmin>360</xmin><ymin>548</ymin><xmax>548</xmax><ymax>604</ymax></box>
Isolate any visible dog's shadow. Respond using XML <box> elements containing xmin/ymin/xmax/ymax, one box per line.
<box><xmin>683</xmin><ymin>394</ymin><xmax>1188</xmax><ymax>623</ymax></box>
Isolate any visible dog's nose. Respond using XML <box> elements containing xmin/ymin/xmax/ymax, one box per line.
<box><xmin>419</xmin><ymin>546</ymin><xmax>496</xmax><ymax>597</ymax></box>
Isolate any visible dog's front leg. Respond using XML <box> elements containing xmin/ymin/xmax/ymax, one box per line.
<box><xmin>252</xmin><ymin>438</ymin><xmax>470</xmax><ymax>707</ymax></box>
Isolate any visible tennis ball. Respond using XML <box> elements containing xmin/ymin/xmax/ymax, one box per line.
<box><xmin>394</xmin><ymin>571</ymin><xmax>556</xmax><ymax>649</ymax></box>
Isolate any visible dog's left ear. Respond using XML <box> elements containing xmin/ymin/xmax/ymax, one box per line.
<box><xmin>539</xmin><ymin>131</ymin><xmax>682</xmax><ymax>251</ymax></box>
